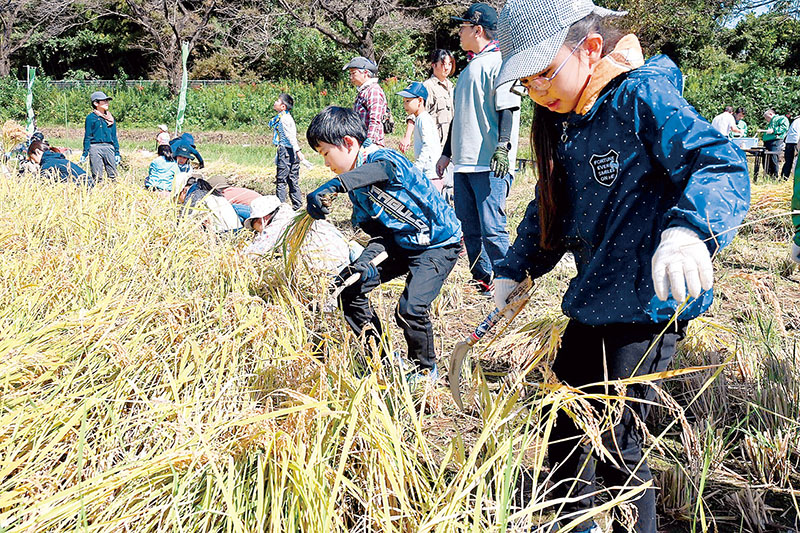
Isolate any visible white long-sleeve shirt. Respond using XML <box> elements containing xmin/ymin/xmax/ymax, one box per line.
<box><xmin>412</xmin><ymin>110</ymin><xmax>441</xmax><ymax>182</ymax></box>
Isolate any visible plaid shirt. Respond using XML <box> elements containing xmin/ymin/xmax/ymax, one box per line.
<box><xmin>353</xmin><ymin>79</ymin><xmax>387</xmax><ymax>146</ymax></box>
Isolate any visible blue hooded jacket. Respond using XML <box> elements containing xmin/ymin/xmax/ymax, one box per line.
<box><xmin>496</xmin><ymin>55</ymin><xmax>750</xmax><ymax>325</ymax></box>
<box><xmin>341</xmin><ymin>145</ymin><xmax>462</xmax><ymax>250</ymax></box>
<box><xmin>169</xmin><ymin>133</ymin><xmax>204</xmax><ymax>167</ymax></box>
<box><xmin>40</xmin><ymin>150</ymin><xmax>93</xmax><ymax>186</ymax></box>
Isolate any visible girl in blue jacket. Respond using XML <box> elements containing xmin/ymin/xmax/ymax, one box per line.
<box><xmin>493</xmin><ymin>0</ymin><xmax>750</xmax><ymax>531</ymax></box>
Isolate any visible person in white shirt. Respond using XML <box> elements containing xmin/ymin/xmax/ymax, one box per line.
<box><xmin>710</xmin><ymin>105</ymin><xmax>743</xmax><ymax>137</ymax></box>
<box><xmin>244</xmin><ymin>195</ymin><xmax>359</xmax><ymax>275</ymax></box>
<box><xmin>396</xmin><ymin>82</ymin><xmax>445</xmax><ymax>197</ymax></box>
<box><xmin>781</xmin><ymin>114</ymin><xmax>800</xmax><ymax>179</ymax></box>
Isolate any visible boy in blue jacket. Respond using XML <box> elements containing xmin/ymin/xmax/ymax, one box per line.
<box><xmin>491</xmin><ymin>0</ymin><xmax>751</xmax><ymax>531</ymax></box>
<box><xmin>80</xmin><ymin>91</ymin><xmax>119</xmax><ymax>181</ymax></box>
<box><xmin>305</xmin><ymin>106</ymin><xmax>462</xmax><ymax>381</ymax></box>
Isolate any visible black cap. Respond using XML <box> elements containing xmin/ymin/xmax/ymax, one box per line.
<box><xmin>451</xmin><ymin>3</ymin><xmax>498</xmax><ymax>31</ymax></box>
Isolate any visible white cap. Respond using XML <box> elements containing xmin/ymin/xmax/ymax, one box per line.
<box><xmin>495</xmin><ymin>0</ymin><xmax>626</xmax><ymax>88</ymax></box>
<box><xmin>158</xmin><ymin>124</ymin><xmax>169</xmax><ymax>131</ymax></box>
<box><xmin>244</xmin><ymin>195</ymin><xmax>282</xmax><ymax>229</ymax></box>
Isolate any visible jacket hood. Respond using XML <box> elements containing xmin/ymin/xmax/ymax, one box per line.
<box><xmin>625</xmin><ymin>54</ymin><xmax>683</xmax><ymax>95</ymax></box>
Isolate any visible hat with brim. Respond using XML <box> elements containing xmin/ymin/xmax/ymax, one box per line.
<box><xmin>495</xmin><ymin>0</ymin><xmax>626</xmax><ymax>89</ymax></box>
<box><xmin>342</xmin><ymin>56</ymin><xmax>378</xmax><ymax>74</ymax></box>
<box><xmin>244</xmin><ymin>195</ymin><xmax>282</xmax><ymax>230</ymax></box>
<box><xmin>452</xmin><ymin>3</ymin><xmax>498</xmax><ymax>30</ymax></box>
<box><xmin>396</xmin><ymin>81</ymin><xmax>429</xmax><ymax>101</ymax></box>
<box><xmin>158</xmin><ymin>124</ymin><xmax>169</xmax><ymax>131</ymax></box>
<box><xmin>173</xmin><ymin>145</ymin><xmax>194</xmax><ymax>160</ymax></box>
<box><xmin>90</xmin><ymin>90</ymin><xmax>112</xmax><ymax>103</ymax></box>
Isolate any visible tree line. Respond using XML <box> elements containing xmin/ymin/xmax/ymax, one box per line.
<box><xmin>1</xmin><ymin>0</ymin><xmax>799</xmax><ymax>96</ymax></box>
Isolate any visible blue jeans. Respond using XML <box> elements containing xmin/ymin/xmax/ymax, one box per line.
<box><xmin>453</xmin><ymin>171</ymin><xmax>511</xmax><ymax>282</ymax></box>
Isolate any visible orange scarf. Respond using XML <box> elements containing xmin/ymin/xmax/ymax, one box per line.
<box><xmin>575</xmin><ymin>34</ymin><xmax>645</xmax><ymax>116</ymax></box>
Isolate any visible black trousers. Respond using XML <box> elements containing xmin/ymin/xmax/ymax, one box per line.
<box><xmin>338</xmin><ymin>241</ymin><xmax>460</xmax><ymax>370</ymax></box>
<box><xmin>275</xmin><ymin>145</ymin><xmax>302</xmax><ymax>209</ymax></box>
<box><xmin>782</xmin><ymin>142</ymin><xmax>797</xmax><ymax>179</ymax></box>
<box><xmin>548</xmin><ymin>320</ymin><xmax>687</xmax><ymax>533</ymax></box>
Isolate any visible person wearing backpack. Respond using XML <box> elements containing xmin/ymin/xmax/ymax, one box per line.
<box><xmin>345</xmin><ymin>56</ymin><xmax>388</xmax><ymax>147</ymax></box>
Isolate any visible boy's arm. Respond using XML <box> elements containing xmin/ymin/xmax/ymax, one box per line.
<box><xmin>490</xmin><ymin>108</ymin><xmax>515</xmax><ymax>176</ymax></box>
<box><xmin>338</xmin><ymin>161</ymin><xmax>393</xmax><ymax>190</ymax></box>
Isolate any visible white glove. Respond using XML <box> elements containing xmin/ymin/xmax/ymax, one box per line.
<box><xmin>791</xmin><ymin>242</ymin><xmax>800</xmax><ymax>264</ymax></box>
<box><xmin>651</xmin><ymin>226</ymin><xmax>713</xmax><ymax>302</ymax></box>
<box><xmin>493</xmin><ymin>277</ymin><xmax>520</xmax><ymax>311</ymax></box>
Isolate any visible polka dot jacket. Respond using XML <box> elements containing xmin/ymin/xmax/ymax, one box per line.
<box><xmin>495</xmin><ymin>55</ymin><xmax>751</xmax><ymax>325</ymax></box>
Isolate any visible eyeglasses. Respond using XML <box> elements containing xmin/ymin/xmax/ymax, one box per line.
<box><xmin>510</xmin><ymin>36</ymin><xmax>588</xmax><ymax>97</ymax></box>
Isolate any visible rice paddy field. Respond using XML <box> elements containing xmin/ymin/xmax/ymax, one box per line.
<box><xmin>1</xmin><ymin>125</ymin><xmax>799</xmax><ymax>532</ymax></box>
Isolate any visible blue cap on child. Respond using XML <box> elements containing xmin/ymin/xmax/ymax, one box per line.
<box><xmin>396</xmin><ymin>82</ymin><xmax>429</xmax><ymax>102</ymax></box>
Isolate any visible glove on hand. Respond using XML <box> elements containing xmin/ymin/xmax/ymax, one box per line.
<box><xmin>493</xmin><ymin>277</ymin><xmax>520</xmax><ymax>311</ymax></box>
<box><xmin>79</xmin><ymin>155</ymin><xmax>87</xmax><ymax>164</ymax></box>
<box><xmin>334</xmin><ymin>260</ymin><xmax>379</xmax><ymax>287</ymax></box>
<box><xmin>651</xmin><ymin>226</ymin><xmax>713</xmax><ymax>302</ymax></box>
<box><xmin>791</xmin><ymin>241</ymin><xmax>800</xmax><ymax>264</ymax></box>
<box><xmin>436</xmin><ymin>155</ymin><xmax>450</xmax><ymax>178</ymax></box>
<box><xmin>306</xmin><ymin>178</ymin><xmax>343</xmax><ymax>220</ymax></box>
<box><xmin>490</xmin><ymin>146</ymin><xmax>510</xmax><ymax>177</ymax></box>
<box><xmin>114</xmin><ymin>155</ymin><xmax>121</xmax><ymax>165</ymax></box>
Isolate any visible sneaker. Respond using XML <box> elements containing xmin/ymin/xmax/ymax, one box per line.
<box><xmin>405</xmin><ymin>365</ymin><xmax>439</xmax><ymax>387</ymax></box>
<box><xmin>471</xmin><ymin>278</ymin><xmax>494</xmax><ymax>297</ymax></box>
<box><xmin>574</xmin><ymin>523</ymin><xmax>602</xmax><ymax>533</ymax></box>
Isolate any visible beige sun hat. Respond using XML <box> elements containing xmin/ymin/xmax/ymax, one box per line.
<box><xmin>244</xmin><ymin>195</ymin><xmax>282</xmax><ymax>230</ymax></box>
<box><xmin>495</xmin><ymin>0</ymin><xmax>626</xmax><ymax>89</ymax></box>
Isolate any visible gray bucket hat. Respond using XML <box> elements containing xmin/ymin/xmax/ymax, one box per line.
<box><xmin>495</xmin><ymin>0</ymin><xmax>626</xmax><ymax>88</ymax></box>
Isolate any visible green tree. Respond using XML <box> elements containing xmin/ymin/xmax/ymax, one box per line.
<box><xmin>726</xmin><ymin>12</ymin><xmax>800</xmax><ymax>72</ymax></box>
<box><xmin>618</xmin><ymin>0</ymin><xmax>738</xmax><ymax>68</ymax></box>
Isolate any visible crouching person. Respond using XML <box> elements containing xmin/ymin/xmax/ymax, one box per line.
<box><xmin>305</xmin><ymin>106</ymin><xmax>462</xmax><ymax>381</ymax></box>
<box><xmin>244</xmin><ymin>194</ymin><xmax>356</xmax><ymax>275</ymax></box>
<box><xmin>178</xmin><ymin>178</ymin><xmax>242</xmax><ymax>233</ymax></box>
<box><xmin>28</xmin><ymin>141</ymin><xmax>93</xmax><ymax>187</ymax></box>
